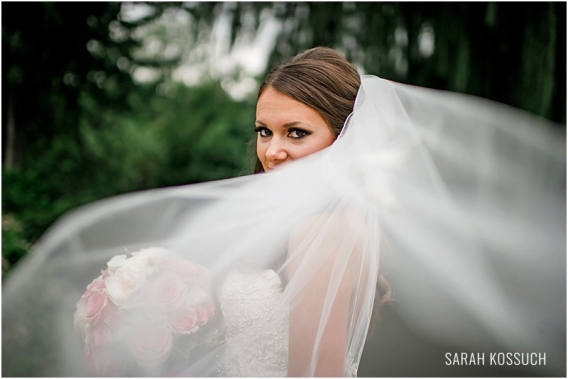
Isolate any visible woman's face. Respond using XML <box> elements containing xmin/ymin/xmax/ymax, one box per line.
<box><xmin>255</xmin><ymin>87</ymin><xmax>335</xmax><ymax>172</ymax></box>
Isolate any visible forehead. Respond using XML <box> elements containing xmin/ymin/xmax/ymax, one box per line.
<box><xmin>256</xmin><ymin>87</ymin><xmax>325</xmax><ymax>125</ymax></box>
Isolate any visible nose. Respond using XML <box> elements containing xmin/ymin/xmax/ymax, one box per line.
<box><xmin>265</xmin><ymin>138</ymin><xmax>288</xmax><ymax>165</ymax></box>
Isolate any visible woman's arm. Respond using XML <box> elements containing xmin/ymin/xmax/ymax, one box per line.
<box><xmin>285</xmin><ymin>211</ymin><xmax>367</xmax><ymax>377</ymax></box>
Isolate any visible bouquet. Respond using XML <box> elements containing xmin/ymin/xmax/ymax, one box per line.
<box><xmin>73</xmin><ymin>247</ymin><xmax>222</xmax><ymax>376</ymax></box>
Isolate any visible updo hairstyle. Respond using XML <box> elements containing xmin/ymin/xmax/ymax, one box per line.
<box><xmin>254</xmin><ymin>47</ymin><xmax>361</xmax><ymax>173</ymax></box>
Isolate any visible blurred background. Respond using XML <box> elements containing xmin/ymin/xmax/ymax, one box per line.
<box><xmin>2</xmin><ymin>3</ymin><xmax>565</xmax><ymax>376</ymax></box>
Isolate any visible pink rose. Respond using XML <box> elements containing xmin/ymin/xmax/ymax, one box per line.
<box><xmin>89</xmin><ymin>321</ymin><xmax>113</xmax><ymax>346</ymax></box>
<box><xmin>127</xmin><ymin>324</ymin><xmax>173</xmax><ymax>367</ymax></box>
<box><xmin>84</xmin><ymin>290</ymin><xmax>109</xmax><ymax>322</ymax></box>
<box><xmin>146</xmin><ymin>273</ymin><xmax>187</xmax><ymax>312</ymax></box>
<box><xmin>195</xmin><ymin>304</ymin><xmax>211</xmax><ymax>326</ymax></box>
<box><xmin>168</xmin><ymin>306</ymin><xmax>199</xmax><ymax>334</ymax></box>
<box><xmin>82</xmin><ymin>275</ymin><xmax>106</xmax><ymax>299</ymax></box>
<box><xmin>201</xmin><ymin>301</ymin><xmax>215</xmax><ymax>317</ymax></box>
<box><xmin>99</xmin><ymin>301</ymin><xmax>121</xmax><ymax>331</ymax></box>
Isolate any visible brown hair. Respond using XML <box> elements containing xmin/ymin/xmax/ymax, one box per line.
<box><xmin>253</xmin><ymin>46</ymin><xmax>361</xmax><ymax>173</ymax></box>
<box><xmin>254</xmin><ymin>47</ymin><xmax>392</xmax><ymax>330</ymax></box>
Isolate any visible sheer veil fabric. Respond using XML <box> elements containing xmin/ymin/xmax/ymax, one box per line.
<box><xmin>2</xmin><ymin>76</ymin><xmax>565</xmax><ymax>376</ymax></box>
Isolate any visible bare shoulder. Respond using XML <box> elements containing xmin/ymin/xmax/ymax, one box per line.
<box><xmin>285</xmin><ymin>205</ymin><xmax>369</xmax><ymax>283</ymax></box>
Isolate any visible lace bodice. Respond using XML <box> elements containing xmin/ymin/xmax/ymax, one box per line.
<box><xmin>218</xmin><ymin>268</ymin><xmax>289</xmax><ymax>377</ymax></box>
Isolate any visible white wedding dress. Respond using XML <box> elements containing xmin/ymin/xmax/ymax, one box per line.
<box><xmin>217</xmin><ymin>267</ymin><xmax>359</xmax><ymax>377</ymax></box>
<box><xmin>218</xmin><ymin>268</ymin><xmax>288</xmax><ymax>377</ymax></box>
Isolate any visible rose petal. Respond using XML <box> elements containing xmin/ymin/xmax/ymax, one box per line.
<box><xmin>105</xmin><ymin>267</ymin><xmax>145</xmax><ymax>306</ymax></box>
<box><xmin>107</xmin><ymin>254</ymin><xmax>127</xmax><ymax>273</ymax></box>
<box><xmin>195</xmin><ymin>305</ymin><xmax>210</xmax><ymax>327</ymax></box>
<box><xmin>146</xmin><ymin>273</ymin><xmax>187</xmax><ymax>312</ymax></box>
<box><xmin>127</xmin><ymin>324</ymin><xmax>173</xmax><ymax>368</ymax></box>
<box><xmin>84</xmin><ymin>291</ymin><xmax>108</xmax><ymax>322</ymax></box>
<box><xmin>169</xmin><ymin>306</ymin><xmax>199</xmax><ymax>334</ymax></box>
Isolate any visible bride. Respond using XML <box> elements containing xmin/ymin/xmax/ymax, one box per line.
<box><xmin>2</xmin><ymin>47</ymin><xmax>565</xmax><ymax>377</ymax></box>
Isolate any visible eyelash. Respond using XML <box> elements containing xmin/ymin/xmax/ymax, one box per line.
<box><xmin>254</xmin><ymin>127</ymin><xmax>310</xmax><ymax>139</ymax></box>
<box><xmin>254</xmin><ymin>126</ymin><xmax>271</xmax><ymax>137</ymax></box>
<box><xmin>289</xmin><ymin>128</ymin><xmax>309</xmax><ymax>138</ymax></box>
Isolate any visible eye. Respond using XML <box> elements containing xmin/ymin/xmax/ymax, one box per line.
<box><xmin>288</xmin><ymin>128</ymin><xmax>310</xmax><ymax>139</ymax></box>
<box><xmin>254</xmin><ymin>126</ymin><xmax>272</xmax><ymax>137</ymax></box>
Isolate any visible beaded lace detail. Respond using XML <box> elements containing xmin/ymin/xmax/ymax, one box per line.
<box><xmin>218</xmin><ymin>268</ymin><xmax>289</xmax><ymax>377</ymax></box>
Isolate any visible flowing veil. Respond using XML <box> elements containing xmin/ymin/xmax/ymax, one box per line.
<box><xmin>2</xmin><ymin>76</ymin><xmax>565</xmax><ymax>376</ymax></box>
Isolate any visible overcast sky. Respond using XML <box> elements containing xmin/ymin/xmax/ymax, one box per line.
<box><xmin>120</xmin><ymin>3</ymin><xmax>281</xmax><ymax>100</ymax></box>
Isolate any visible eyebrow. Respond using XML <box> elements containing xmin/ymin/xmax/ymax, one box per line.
<box><xmin>254</xmin><ymin>120</ymin><xmax>314</xmax><ymax>129</ymax></box>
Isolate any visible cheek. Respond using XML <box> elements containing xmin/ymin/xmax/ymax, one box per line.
<box><xmin>294</xmin><ymin>135</ymin><xmax>335</xmax><ymax>159</ymax></box>
<box><xmin>256</xmin><ymin>139</ymin><xmax>266</xmax><ymax>163</ymax></box>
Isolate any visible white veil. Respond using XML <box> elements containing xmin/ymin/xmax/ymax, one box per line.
<box><xmin>2</xmin><ymin>76</ymin><xmax>565</xmax><ymax>376</ymax></box>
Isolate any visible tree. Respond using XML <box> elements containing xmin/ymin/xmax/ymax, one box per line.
<box><xmin>1</xmin><ymin>2</ymin><xmax>187</xmax><ymax>271</ymax></box>
<box><xmin>184</xmin><ymin>2</ymin><xmax>565</xmax><ymax>123</ymax></box>
<box><xmin>1</xmin><ymin>2</ymin><xmax>181</xmax><ymax>169</ymax></box>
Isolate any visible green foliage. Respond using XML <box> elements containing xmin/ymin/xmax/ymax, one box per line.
<box><xmin>2</xmin><ymin>81</ymin><xmax>255</xmax><ymax>274</ymax></box>
<box><xmin>2</xmin><ymin>214</ymin><xmax>29</xmax><ymax>274</ymax></box>
<box><xmin>79</xmin><ymin>81</ymin><xmax>254</xmax><ymax>194</ymax></box>
<box><xmin>3</xmin><ymin>139</ymin><xmax>86</xmax><ymax>238</ymax></box>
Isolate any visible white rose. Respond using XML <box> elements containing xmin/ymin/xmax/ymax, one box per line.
<box><xmin>132</xmin><ymin>247</ymin><xmax>169</xmax><ymax>262</ymax></box>
<box><xmin>107</xmin><ymin>254</ymin><xmax>127</xmax><ymax>273</ymax></box>
<box><xmin>185</xmin><ymin>286</ymin><xmax>209</xmax><ymax>307</ymax></box>
<box><xmin>105</xmin><ymin>267</ymin><xmax>146</xmax><ymax>306</ymax></box>
<box><xmin>122</xmin><ymin>254</ymin><xmax>151</xmax><ymax>273</ymax></box>
<box><xmin>126</xmin><ymin>247</ymin><xmax>168</xmax><ymax>273</ymax></box>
